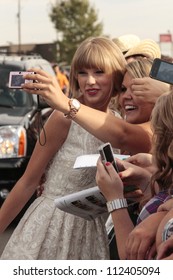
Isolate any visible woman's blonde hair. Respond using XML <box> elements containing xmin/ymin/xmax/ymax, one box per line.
<box><xmin>116</xmin><ymin>58</ymin><xmax>154</xmax><ymax>113</ymax></box>
<box><xmin>69</xmin><ymin>36</ymin><xmax>126</xmax><ymax>98</ymax></box>
<box><xmin>150</xmin><ymin>91</ymin><xmax>173</xmax><ymax>194</ymax></box>
<box><xmin>125</xmin><ymin>58</ymin><xmax>153</xmax><ymax>79</ymax></box>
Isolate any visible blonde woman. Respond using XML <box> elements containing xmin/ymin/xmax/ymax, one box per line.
<box><xmin>0</xmin><ymin>37</ymin><xmax>125</xmax><ymax>260</ymax></box>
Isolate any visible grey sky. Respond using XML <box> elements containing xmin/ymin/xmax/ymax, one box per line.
<box><xmin>0</xmin><ymin>0</ymin><xmax>173</xmax><ymax>46</ymax></box>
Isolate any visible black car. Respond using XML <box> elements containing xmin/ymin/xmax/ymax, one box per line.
<box><xmin>0</xmin><ymin>54</ymin><xmax>54</xmax><ymax>221</ymax></box>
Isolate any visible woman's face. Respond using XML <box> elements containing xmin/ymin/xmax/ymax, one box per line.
<box><xmin>118</xmin><ymin>72</ymin><xmax>154</xmax><ymax>124</ymax></box>
<box><xmin>77</xmin><ymin>68</ymin><xmax>113</xmax><ymax>111</ymax></box>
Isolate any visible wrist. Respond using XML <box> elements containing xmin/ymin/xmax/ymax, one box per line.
<box><xmin>64</xmin><ymin>98</ymin><xmax>81</xmax><ymax>119</ymax></box>
<box><xmin>60</xmin><ymin>95</ymin><xmax>71</xmax><ymax>114</ymax></box>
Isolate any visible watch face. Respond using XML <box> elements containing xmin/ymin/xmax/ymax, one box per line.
<box><xmin>72</xmin><ymin>99</ymin><xmax>80</xmax><ymax>109</ymax></box>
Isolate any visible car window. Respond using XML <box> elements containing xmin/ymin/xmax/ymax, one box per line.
<box><xmin>0</xmin><ymin>66</ymin><xmax>33</xmax><ymax>108</ymax></box>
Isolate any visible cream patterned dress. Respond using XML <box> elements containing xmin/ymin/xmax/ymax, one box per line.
<box><xmin>1</xmin><ymin>120</ymin><xmax>120</xmax><ymax>260</ymax></box>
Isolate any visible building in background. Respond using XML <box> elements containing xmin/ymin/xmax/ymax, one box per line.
<box><xmin>0</xmin><ymin>42</ymin><xmax>58</xmax><ymax>63</ymax></box>
<box><xmin>159</xmin><ymin>33</ymin><xmax>173</xmax><ymax>57</ymax></box>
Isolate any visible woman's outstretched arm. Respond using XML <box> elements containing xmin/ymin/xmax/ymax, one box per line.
<box><xmin>22</xmin><ymin>69</ymin><xmax>152</xmax><ymax>154</ymax></box>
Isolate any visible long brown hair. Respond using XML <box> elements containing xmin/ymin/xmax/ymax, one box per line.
<box><xmin>150</xmin><ymin>91</ymin><xmax>173</xmax><ymax>195</ymax></box>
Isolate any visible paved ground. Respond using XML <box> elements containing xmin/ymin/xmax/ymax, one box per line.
<box><xmin>0</xmin><ymin>224</ymin><xmax>15</xmax><ymax>255</ymax></box>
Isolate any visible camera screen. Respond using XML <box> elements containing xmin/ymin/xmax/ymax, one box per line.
<box><xmin>11</xmin><ymin>75</ymin><xmax>25</xmax><ymax>87</ymax></box>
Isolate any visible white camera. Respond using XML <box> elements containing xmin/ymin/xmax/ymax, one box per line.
<box><xmin>8</xmin><ymin>71</ymin><xmax>35</xmax><ymax>89</ymax></box>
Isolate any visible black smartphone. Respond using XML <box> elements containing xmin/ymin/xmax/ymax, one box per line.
<box><xmin>9</xmin><ymin>71</ymin><xmax>35</xmax><ymax>89</ymax></box>
<box><xmin>149</xmin><ymin>58</ymin><xmax>173</xmax><ymax>85</ymax></box>
<box><xmin>98</xmin><ymin>142</ymin><xmax>119</xmax><ymax>172</ymax></box>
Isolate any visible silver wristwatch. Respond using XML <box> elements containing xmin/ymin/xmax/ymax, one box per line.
<box><xmin>162</xmin><ymin>218</ymin><xmax>173</xmax><ymax>241</ymax></box>
<box><xmin>106</xmin><ymin>198</ymin><xmax>128</xmax><ymax>213</ymax></box>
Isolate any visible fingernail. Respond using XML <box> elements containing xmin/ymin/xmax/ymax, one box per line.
<box><xmin>105</xmin><ymin>162</ymin><xmax>111</xmax><ymax>166</ymax></box>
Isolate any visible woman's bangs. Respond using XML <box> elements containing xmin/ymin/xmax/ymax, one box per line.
<box><xmin>75</xmin><ymin>47</ymin><xmax>111</xmax><ymax>73</ymax></box>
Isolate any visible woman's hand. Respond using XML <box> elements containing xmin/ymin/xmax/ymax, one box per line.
<box><xmin>131</xmin><ymin>77</ymin><xmax>170</xmax><ymax>104</ymax></box>
<box><xmin>126</xmin><ymin>212</ymin><xmax>165</xmax><ymax>259</ymax></box>
<box><xmin>157</xmin><ymin>235</ymin><xmax>173</xmax><ymax>260</ymax></box>
<box><xmin>125</xmin><ymin>153</ymin><xmax>156</xmax><ymax>174</ymax></box>
<box><xmin>117</xmin><ymin>159</ymin><xmax>151</xmax><ymax>193</ymax></box>
<box><xmin>22</xmin><ymin>68</ymin><xmax>69</xmax><ymax>112</ymax></box>
<box><xmin>96</xmin><ymin>158</ymin><xmax>151</xmax><ymax>202</ymax></box>
<box><xmin>96</xmin><ymin>159</ymin><xmax>124</xmax><ymax>201</ymax></box>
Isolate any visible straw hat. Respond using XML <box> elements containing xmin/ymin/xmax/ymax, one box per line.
<box><xmin>124</xmin><ymin>39</ymin><xmax>161</xmax><ymax>59</ymax></box>
<box><xmin>112</xmin><ymin>34</ymin><xmax>141</xmax><ymax>53</ymax></box>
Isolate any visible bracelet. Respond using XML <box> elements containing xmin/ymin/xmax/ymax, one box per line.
<box><xmin>106</xmin><ymin>198</ymin><xmax>128</xmax><ymax>213</ymax></box>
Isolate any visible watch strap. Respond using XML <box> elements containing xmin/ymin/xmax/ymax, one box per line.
<box><xmin>106</xmin><ymin>198</ymin><xmax>128</xmax><ymax>213</ymax></box>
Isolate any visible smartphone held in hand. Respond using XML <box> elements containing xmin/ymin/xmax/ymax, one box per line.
<box><xmin>150</xmin><ymin>58</ymin><xmax>173</xmax><ymax>85</ymax></box>
<box><xmin>98</xmin><ymin>142</ymin><xmax>119</xmax><ymax>172</ymax></box>
<box><xmin>8</xmin><ymin>71</ymin><xmax>35</xmax><ymax>89</ymax></box>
